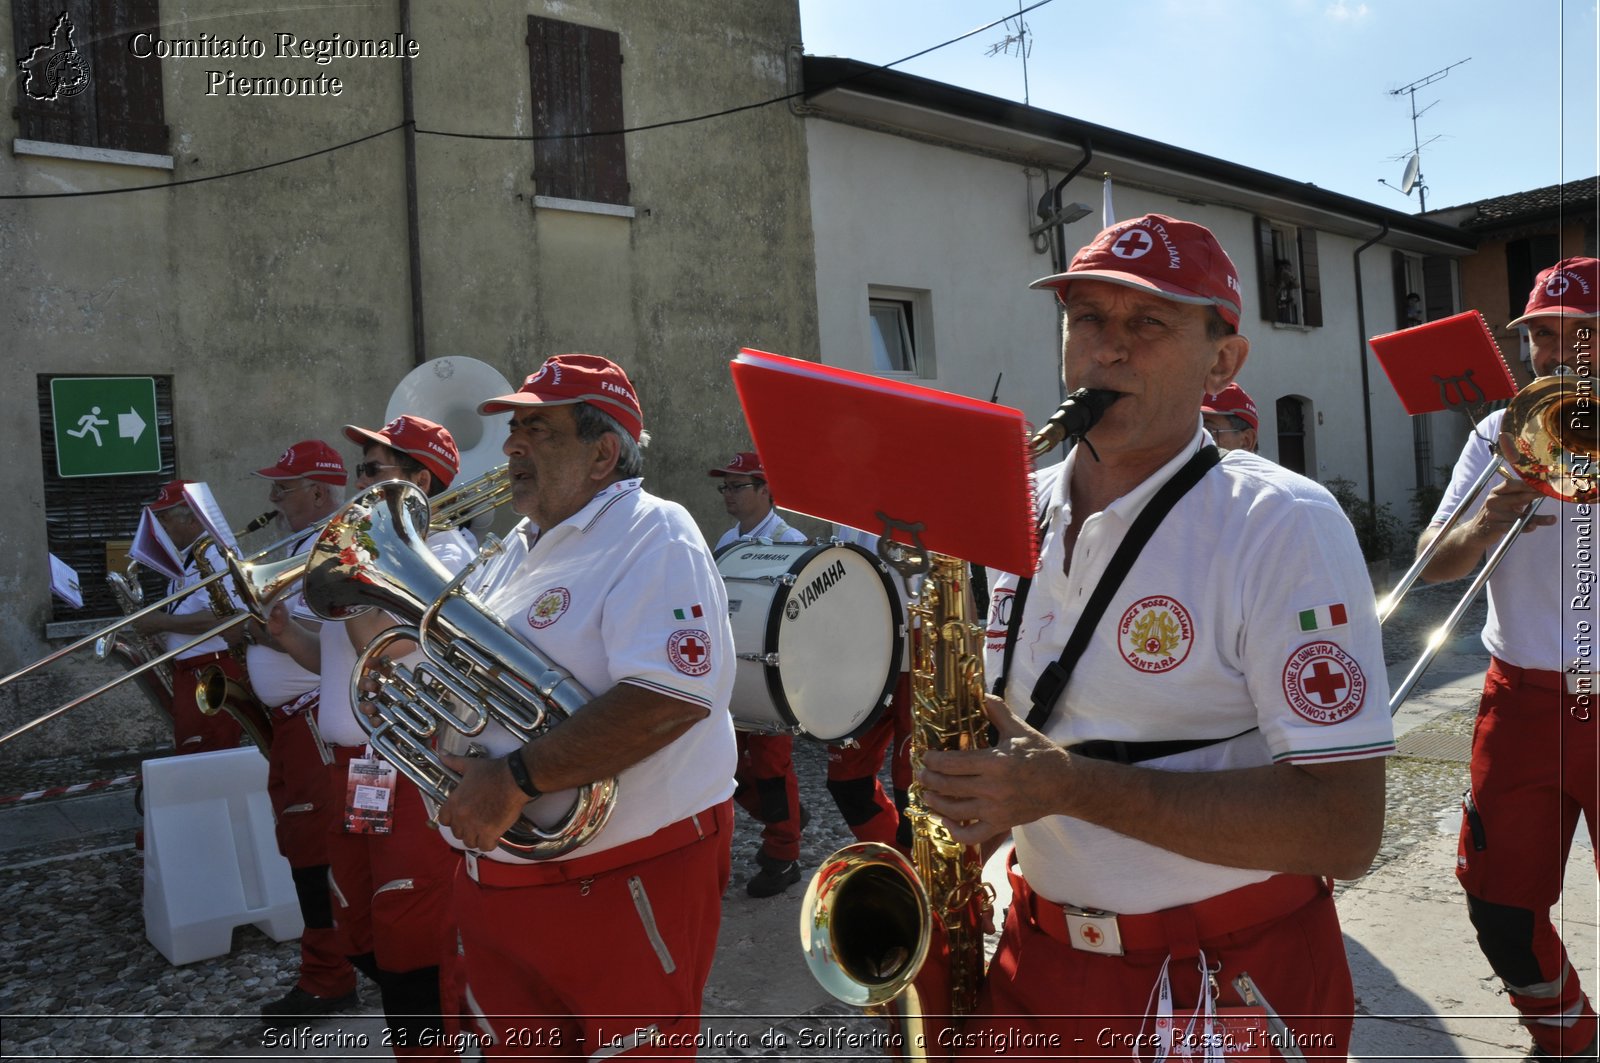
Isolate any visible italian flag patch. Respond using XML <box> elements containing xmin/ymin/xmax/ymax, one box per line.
<box><xmin>673</xmin><ymin>603</ymin><xmax>704</xmax><ymax>621</ymax></box>
<box><xmin>1298</xmin><ymin>603</ymin><xmax>1349</xmax><ymax>632</ymax></box>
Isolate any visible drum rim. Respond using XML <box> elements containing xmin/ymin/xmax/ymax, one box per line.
<box><xmin>758</xmin><ymin>540</ymin><xmax>905</xmax><ymax>743</ymax></box>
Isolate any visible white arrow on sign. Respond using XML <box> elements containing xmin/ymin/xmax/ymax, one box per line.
<box><xmin>118</xmin><ymin>408</ymin><xmax>146</xmax><ymax>445</ymax></box>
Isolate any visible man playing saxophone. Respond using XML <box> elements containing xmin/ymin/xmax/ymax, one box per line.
<box><xmin>129</xmin><ymin>479</ymin><xmax>246</xmax><ymax>754</ymax></box>
<box><xmin>426</xmin><ymin>354</ymin><xmax>737</xmax><ymax>1058</ymax></box>
<box><xmin>918</xmin><ymin>215</ymin><xmax>1393</xmax><ymax>1057</ymax></box>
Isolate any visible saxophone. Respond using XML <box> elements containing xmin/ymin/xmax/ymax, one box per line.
<box><xmin>799</xmin><ymin>548</ymin><xmax>993</xmax><ymax>1061</ymax></box>
<box><xmin>98</xmin><ymin>560</ymin><xmax>177</xmax><ymax>726</ymax></box>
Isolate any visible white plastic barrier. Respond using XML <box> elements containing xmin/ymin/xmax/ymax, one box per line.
<box><xmin>142</xmin><ymin>746</ymin><xmax>303</xmax><ymax>965</ymax></box>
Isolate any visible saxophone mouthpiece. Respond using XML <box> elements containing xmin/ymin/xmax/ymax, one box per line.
<box><xmin>1029</xmin><ymin>389</ymin><xmax>1121</xmax><ymax>458</ymax></box>
<box><xmin>241</xmin><ymin>509</ymin><xmax>280</xmax><ymax>535</ymax></box>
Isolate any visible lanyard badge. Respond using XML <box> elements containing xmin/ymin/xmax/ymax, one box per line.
<box><xmin>344</xmin><ymin>751</ymin><xmax>397</xmax><ymax>834</ymax></box>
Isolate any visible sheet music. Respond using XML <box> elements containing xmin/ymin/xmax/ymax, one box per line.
<box><xmin>182</xmin><ymin>482</ymin><xmax>239</xmax><ymax>555</ymax></box>
<box><xmin>48</xmin><ymin>553</ymin><xmax>82</xmax><ymax>609</ymax></box>
<box><xmin>129</xmin><ymin>508</ymin><xmax>185</xmax><ymax>582</ymax></box>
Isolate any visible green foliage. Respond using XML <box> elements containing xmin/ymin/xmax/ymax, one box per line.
<box><xmin>1323</xmin><ymin>476</ymin><xmax>1405</xmax><ymax>564</ymax></box>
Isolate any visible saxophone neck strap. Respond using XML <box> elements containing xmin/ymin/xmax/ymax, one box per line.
<box><xmin>994</xmin><ymin>444</ymin><xmax>1222</xmax><ymax>733</ymax></box>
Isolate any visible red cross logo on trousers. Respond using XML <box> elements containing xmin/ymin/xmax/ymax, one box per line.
<box><xmin>1079</xmin><ymin>924</ymin><xmax>1103</xmax><ymax>947</ymax></box>
<box><xmin>1111</xmin><ymin>230</ymin><xmax>1153</xmax><ymax>259</ymax></box>
<box><xmin>1300</xmin><ymin>659</ymin><xmax>1349</xmax><ymax>705</ymax></box>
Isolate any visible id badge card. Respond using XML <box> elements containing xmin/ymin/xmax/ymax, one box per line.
<box><xmin>344</xmin><ymin>756</ymin><xmax>397</xmax><ymax>834</ymax></box>
<box><xmin>1206</xmin><ymin>1007</ymin><xmax>1276</xmax><ymax>1058</ymax></box>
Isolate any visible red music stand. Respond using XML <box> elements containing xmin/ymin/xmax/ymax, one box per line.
<box><xmin>1368</xmin><ymin>310</ymin><xmax>1516</xmax><ymax>416</ymax></box>
<box><xmin>729</xmin><ymin>349</ymin><xmax>1038</xmax><ymax>575</ymax></box>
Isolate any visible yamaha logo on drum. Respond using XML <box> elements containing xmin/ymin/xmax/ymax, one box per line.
<box><xmin>790</xmin><ymin>558</ymin><xmax>848</xmax><ymax>616</ymax></box>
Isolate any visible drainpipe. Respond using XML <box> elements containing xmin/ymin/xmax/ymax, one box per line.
<box><xmin>400</xmin><ymin>0</ymin><xmax>425</xmax><ymax>366</ymax></box>
<box><xmin>1353</xmin><ymin>221</ymin><xmax>1389</xmax><ymax>516</ymax></box>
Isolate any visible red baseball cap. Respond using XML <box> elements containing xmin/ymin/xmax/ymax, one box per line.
<box><xmin>253</xmin><ymin>440</ymin><xmax>348</xmax><ymax>485</ymax></box>
<box><xmin>478</xmin><ymin>354</ymin><xmax>644</xmax><ymax>442</ymax></box>
<box><xmin>147</xmin><ymin>479</ymin><xmax>196</xmax><ymax>512</ymax></box>
<box><xmin>1507</xmin><ymin>257</ymin><xmax>1600</xmax><ymax>329</ymax></box>
<box><xmin>708</xmin><ymin>451</ymin><xmax>764</xmax><ymax>478</ymax></box>
<box><xmin>1031</xmin><ymin>213</ymin><xmax>1244</xmax><ymax>328</ymax></box>
<box><xmin>1202</xmin><ymin>383</ymin><xmax>1259</xmax><ymax>431</ymax></box>
<box><xmin>344</xmin><ymin>415</ymin><xmax>460</xmax><ymax>490</ymax></box>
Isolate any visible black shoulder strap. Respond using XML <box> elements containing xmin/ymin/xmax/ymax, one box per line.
<box><xmin>1021</xmin><ymin>445</ymin><xmax>1222</xmax><ymax>731</ymax></box>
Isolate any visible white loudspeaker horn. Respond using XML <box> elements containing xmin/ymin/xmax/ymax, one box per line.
<box><xmin>386</xmin><ymin>357</ymin><xmax>515</xmax><ymax>486</ymax></box>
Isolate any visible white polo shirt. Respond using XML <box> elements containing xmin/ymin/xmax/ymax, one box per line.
<box><xmin>715</xmin><ymin>508</ymin><xmax>805</xmax><ymax>550</ymax></box>
<box><xmin>448</xmin><ymin>478</ymin><xmax>737</xmax><ymax>863</ymax></box>
<box><xmin>317</xmin><ymin>527</ymin><xmax>475</xmax><ymax>749</ymax></box>
<box><xmin>162</xmin><ymin>541</ymin><xmax>244</xmax><ymax>661</ymax></box>
<box><xmin>1430</xmin><ymin>408</ymin><xmax>1598</xmax><ymax>673</ymax></box>
<box><xmin>985</xmin><ymin>428</ymin><xmax>1393</xmax><ymax>913</ymax></box>
<box><xmin>245</xmin><ymin>527</ymin><xmax>321</xmax><ymax>709</ymax></box>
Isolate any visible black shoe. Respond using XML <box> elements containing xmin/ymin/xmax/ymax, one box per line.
<box><xmin>260</xmin><ymin>986</ymin><xmax>359</xmax><ymax>1020</ymax></box>
<box><xmin>746</xmin><ymin>857</ymin><xmax>801</xmax><ymax>898</ymax></box>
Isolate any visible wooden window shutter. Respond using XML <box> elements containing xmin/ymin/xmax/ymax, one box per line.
<box><xmin>1253</xmin><ymin>217</ymin><xmax>1276</xmax><ymax>323</ymax></box>
<box><xmin>527</xmin><ymin>14</ymin><xmax>628</xmax><ymax>205</ymax></box>
<box><xmin>11</xmin><ymin>0</ymin><xmax>165</xmax><ymax>153</ymax></box>
<box><xmin>1391</xmin><ymin>250</ymin><xmax>1411</xmax><ymax>325</ymax></box>
<box><xmin>94</xmin><ymin>0</ymin><xmax>167</xmax><ymax>154</ymax></box>
<box><xmin>1422</xmin><ymin>255</ymin><xmax>1454</xmax><ymax>322</ymax></box>
<box><xmin>1297</xmin><ymin>228</ymin><xmax>1322</xmax><ymax>328</ymax></box>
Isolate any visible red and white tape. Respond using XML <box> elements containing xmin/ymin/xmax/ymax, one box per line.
<box><xmin>0</xmin><ymin>773</ymin><xmax>137</xmax><ymax>807</ymax></box>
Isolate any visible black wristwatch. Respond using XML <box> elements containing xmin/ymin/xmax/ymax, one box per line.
<box><xmin>504</xmin><ymin>749</ymin><xmax>542</xmax><ymax>800</ymax></box>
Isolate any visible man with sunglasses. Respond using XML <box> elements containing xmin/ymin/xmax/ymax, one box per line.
<box><xmin>709</xmin><ymin>452</ymin><xmax>810</xmax><ymax>897</ymax></box>
<box><xmin>244</xmin><ymin>440</ymin><xmax>360</xmax><ymax>1020</ymax></box>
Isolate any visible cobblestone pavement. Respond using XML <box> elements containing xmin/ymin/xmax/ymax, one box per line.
<box><xmin>0</xmin><ymin>582</ymin><xmax>1485</xmax><ymax>1061</ymax></box>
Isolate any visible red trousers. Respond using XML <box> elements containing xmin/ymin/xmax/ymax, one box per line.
<box><xmin>826</xmin><ymin>672</ymin><xmax>913</xmax><ymax>848</ymax></box>
<box><xmin>169</xmin><ymin>651</ymin><xmax>243</xmax><ymax>755</ymax></box>
<box><xmin>1457</xmin><ymin>659</ymin><xmax>1599</xmax><ymax>1057</ymax></box>
<box><xmin>454</xmin><ymin>801</ymin><xmax>732</xmax><ymax>1059</ymax></box>
<box><xmin>266</xmin><ymin>703</ymin><xmax>354</xmax><ymax>998</ymax></box>
<box><xmin>733</xmin><ymin>733</ymin><xmax>802</xmax><ymax>860</ymax></box>
<box><xmin>958</xmin><ymin>866</ymin><xmax>1354</xmax><ymax>1060</ymax></box>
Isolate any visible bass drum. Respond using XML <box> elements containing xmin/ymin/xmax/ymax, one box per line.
<box><xmin>715</xmin><ymin>540</ymin><xmax>904</xmax><ymax>742</ymax></box>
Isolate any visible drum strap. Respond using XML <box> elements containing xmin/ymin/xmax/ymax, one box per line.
<box><xmin>994</xmin><ymin>446</ymin><xmax>1244</xmax><ymax>759</ymax></box>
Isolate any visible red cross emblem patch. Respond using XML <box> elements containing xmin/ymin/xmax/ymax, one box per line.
<box><xmin>667</xmin><ymin>628</ymin><xmax>712</xmax><ymax>676</ymax></box>
<box><xmin>1282</xmin><ymin>640</ymin><xmax>1367</xmax><ymax>724</ymax></box>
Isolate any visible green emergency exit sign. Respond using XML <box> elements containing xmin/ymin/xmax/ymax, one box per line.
<box><xmin>50</xmin><ymin>377</ymin><xmax>161</xmax><ymax>478</ymax></box>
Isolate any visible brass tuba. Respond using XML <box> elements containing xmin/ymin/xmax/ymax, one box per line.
<box><xmin>799</xmin><ymin>547</ymin><xmax>993</xmax><ymax>1061</ymax></box>
<box><xmin>300</xmin><ymin>480</ymin><xmax>617</xmax><ymax>860</ymax></box>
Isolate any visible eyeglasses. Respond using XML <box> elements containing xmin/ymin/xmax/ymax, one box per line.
<box><xmin>717</xmin><ymin>482</ymin><xmax>762</xmax><ymax>495</ymax></box>
<box><xmin>267</xmin><ymin>481</ymin><xmax>315</xmax><ymax>499</ymax></box>
<box><xmin>354</xmin><ymin>461</ymin><xmax>403</xmax><ymax>479</ymax></box>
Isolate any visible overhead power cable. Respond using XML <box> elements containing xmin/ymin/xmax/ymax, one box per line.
<box><xmin>0</xmin><ymin>0</ymin><xmax>1057</xmax><ymax>201</ymax></box>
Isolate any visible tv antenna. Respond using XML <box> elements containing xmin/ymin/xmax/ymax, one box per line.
<box><xmin>985</xmin><ymin>0</ymin><xmax>1032</xmax><ymax>105</ymax></box>
<box><xmin>1377</xmin><ymin>57</ymin><xmax>1470</xmax><ymax>212</ymax></box>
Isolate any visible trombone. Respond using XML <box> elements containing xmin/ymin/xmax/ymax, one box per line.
<box><xmin>1382</xmin><ymin>372</ymin><xmax>1596</xmax><ymax>713</ymax></box>
<box><xmin>0</xmin><ymin>462</ymin><xmax>513</xmax><ymax>745</ymax></box>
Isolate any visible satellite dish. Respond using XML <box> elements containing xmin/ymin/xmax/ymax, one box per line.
<box><xmin>385</xmin><ymin>356</ymin><xmax>514</xmax><ymax>486</ymax></box>
<box><xmin>1400</xmin><ymin>154</ymin><xmax>1421</xmax><ymax>196</ymax></box>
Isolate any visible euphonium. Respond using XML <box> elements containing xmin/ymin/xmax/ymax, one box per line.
<box><xmin>800</xmin><ymin>548</ymin><xmax>993</xmax><ymax>1061</ymax></box>
<box><xmin>300</xmin><ymin>480</ymin><xmax>617</xmax><ymax>860</ymax></box>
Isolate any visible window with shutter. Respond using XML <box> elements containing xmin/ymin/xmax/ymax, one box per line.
<box><xmin>12</xmin><ymin>0</ymin><xmax>167</xmax><ymax>155</ymax></box>
<box><xmin>1253</xmin><ymin>217</ymin><xmax>1322</xmax><ymax>328</ymax></box>
<box><xmin>526</xmin><ymin>15</ymin><xmax>628</xmax><ymax>206</ymax></box>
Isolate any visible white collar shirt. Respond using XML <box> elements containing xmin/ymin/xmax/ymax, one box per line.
<box><xmin>162</xmin><ymin>540</ymin><xmax>245</xmax><ymax>660</ymax></box>
<box><xmin>984</xmin><ymin>427</ymin><xmax>1393</xmax><ymax>912</ymax></box>
<box><xmin>451</xmin><ymin>478</ymin><xmax>737</xmax><ymax>863</ymax></box>
<box><xmin>715</xmin><ymin>508</ymin><xmax>805</xmax><ymax>550</ymax></box>
<box><xmin>244</xmin><ymin>525</ymin><xmax>322</xmax><ymax>707</ymax></box>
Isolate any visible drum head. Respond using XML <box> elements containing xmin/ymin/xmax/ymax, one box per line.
<box><xmin>768</xmin><ymin>544</ymin><xmax>901</xmax><ymax>741</ymax></box>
